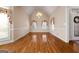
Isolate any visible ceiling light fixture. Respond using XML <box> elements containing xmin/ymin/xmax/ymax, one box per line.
<box><xmin>36</xmin><ymin>12</ymin><xmax>43</xmax><ymax>17</ymax></box>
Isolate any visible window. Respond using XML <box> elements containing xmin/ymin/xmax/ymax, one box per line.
<box><xmin>0</xmin><ymin>13</ymin><xmax>9</xmax><ymax>40</ymax></box>
<box><xmin>42</xmin><ymin>21</ymin><xmax>47</xmax><ymax>30</ymax></box>
<box><xmin>32</xmin><ymin>21</ymin><xmax>37</xmax><ymax>29</ymax></box>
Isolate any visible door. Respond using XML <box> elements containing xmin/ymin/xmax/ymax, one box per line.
<box><xmin>70</xmin><ymin>8</ymin><xmax>79</xmax><ymax>40</ymax></box>
<box><xmin>73</xmin><ymin>15</ymin><xmax>79</xmax><ymax>40</ymax></box>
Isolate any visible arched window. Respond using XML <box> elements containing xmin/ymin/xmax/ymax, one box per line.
<box><xmin>32</xmin><ymin>20</ymin><xmax>37</xmax><ymax>30</ymax></box>
<box><xmin>42</xmin><ymin>20</ymin><xmax>48</xmax><ymax>30</ymax></box>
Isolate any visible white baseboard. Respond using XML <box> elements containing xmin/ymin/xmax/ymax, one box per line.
<box><xmin>0</xmin><ymin>31</ymin><xmax>29</xmax><ymax>45</ymax></box>
<box><xmin>14</xmin><ymin>31</ymin><xmax>29</xmax><ymax>41</ymax></box>
<box><xmin>50</xmin><ymin>31</ymin><xmax>69</xmax><ymax>43</ymax></box>
<box><xmin>0</xmin><ymin>40</ymin><xmax>14</xmax><ymax>45</ymax></box>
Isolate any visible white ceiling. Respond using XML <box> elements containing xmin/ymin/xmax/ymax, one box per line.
<box><xmin>0</xmin><ymin>6</ymin><xmax>11</xmax><ymax>9</ymax></box>
<box><xmin>22</xmin><ymin>6</ymin><xmax>58</xmax><ymax>16</ymax></box>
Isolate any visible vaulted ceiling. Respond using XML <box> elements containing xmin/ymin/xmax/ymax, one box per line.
<box><xmin>22</xmin><ymin>6</ymin><xmax>58</xmax><ymax>16</ymax></box>
<box><xmin>0</xmin><ymin>6</ymin><xmax>58</xmax><ymax>16</ymax></box>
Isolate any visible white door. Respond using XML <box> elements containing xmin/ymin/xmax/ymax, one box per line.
<box><xmin>70</xmin><ymin>8</ymin><xmax>79</xmax><ymax>40</ymax></box>
<box><xmin>0</xmin><ymin>13</ymin><xmax>10</xmax><ymax>41</ymax></box>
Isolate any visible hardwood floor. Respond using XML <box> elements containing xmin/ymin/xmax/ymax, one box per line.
<box><xmin>0</xmin><ymin>32</ymin><xmax>78</xmax><ymax>53</ymax></box>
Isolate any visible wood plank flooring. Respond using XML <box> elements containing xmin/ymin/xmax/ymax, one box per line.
<box><xmin>0</xmin><ymin>32</ymin><xmax>77</xmax><ymax>53</ymax></box>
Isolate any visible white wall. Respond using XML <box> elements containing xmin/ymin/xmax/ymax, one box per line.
<box><xmin>13</xmin><ymin>7</ymin><xmax>30</xmax><ymax>40</ymax></box>
<box><xmin>49</xmin><ymin>7</ymin><xmax>69</xmax><ymax>43</ymax></box>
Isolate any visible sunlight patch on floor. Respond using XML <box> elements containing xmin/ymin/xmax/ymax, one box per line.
<box><xmin>32</xmin><ymin>34</ymin><xmax>37</xmax><ymax>42</ymax></box>
<box><xmin>42</xmin><ymin>34</ymin><xmax>47</xmax><ymax>42</ymax></box>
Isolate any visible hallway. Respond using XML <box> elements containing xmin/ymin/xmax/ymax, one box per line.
<box><xmin>0</xmin><ymin>32</ymin><xmax>74</xmax><ymax>53</ymax></box>
<box><xmin>0</xmin><ymin>6</ymin><xmax>79</xmax><ymax>53</ymax></box>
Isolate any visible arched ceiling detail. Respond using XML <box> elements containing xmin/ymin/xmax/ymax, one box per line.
<box><xmin>22</xmin><ymin>6</ymin><xmax>58</xmax><ymax>16</ymax></box>
<box><xmin>31</xmin><ymin>9</ymin><xmax>49</xmax><ymax>22</ymax></box>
